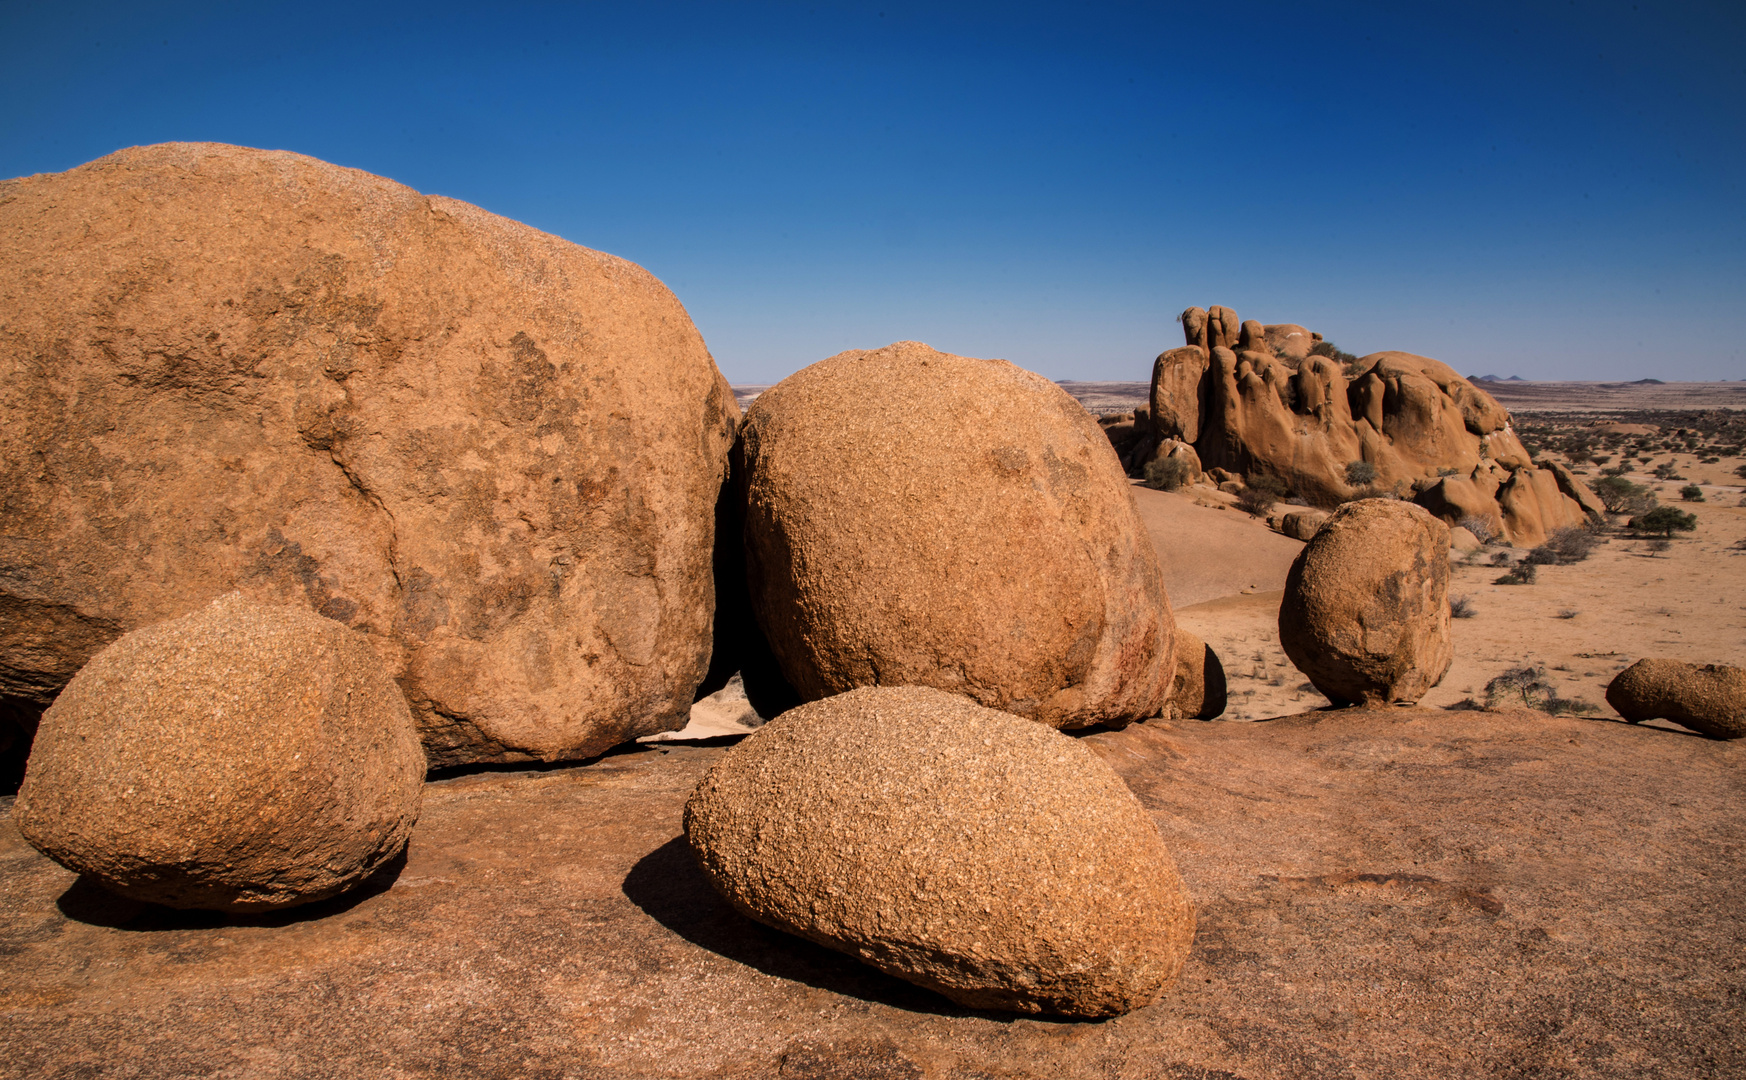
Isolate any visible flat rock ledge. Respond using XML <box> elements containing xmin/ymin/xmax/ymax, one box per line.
<box><xmin>1</xmin><ymin>705</ymin><xmax>1741</xmax><ymax>1079</ymax></box>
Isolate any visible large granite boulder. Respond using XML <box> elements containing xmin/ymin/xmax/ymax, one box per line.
<box><xmin>1606</xmin><ymin>659</ymin><xmax>1746</xmax><ymax>739</ymax></box>
<box><xmin>0</xmin><ymin>143</ymin><xmax>738</xmax><ymax>766</ymax></box>
<box><xmin>683</xmin><ymin>685</ymin><xmax>1197</xmax><ymax>1017</ymax></box>
<box><xmin>737</xmin><ymin>341</ymin><xmax>1175</xmax><ymax>729</ymax></box>
<box><xmin>1278</xmin><ymin>500</ymin><xmax>1453</xmax><ymax>706</ymax></box>
<box><xmin>1145</xmin><ymin>306</ymin><xmax>1598</xmax><ymax>546</ymax></box>
<box><xmin>13</xmin><ymin>593</ymin><xmax>425</xmax><ymax>911</ymax></box>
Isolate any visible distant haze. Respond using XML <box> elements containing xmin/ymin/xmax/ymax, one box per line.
<box><xmin>3</xmin><ymin>2</ymin><xmax>1741</xmax><ymax>384</ymax></box>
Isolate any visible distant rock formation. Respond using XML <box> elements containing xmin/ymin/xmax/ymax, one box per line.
<box><xmin>0</xmin><ymin>143</ymin><xmax>738</xmax><ymax>767</ymax></box>
<box><xmin>1143</xmin><ymin>305</ymin><xmax>1601</xmax><ymax>546</ymax></box>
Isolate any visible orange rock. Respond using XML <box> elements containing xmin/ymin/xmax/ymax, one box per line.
<box><xmin>0</xmin><ymin>143</ymin><xmax>737</xmax><ymax>766</ymax></box>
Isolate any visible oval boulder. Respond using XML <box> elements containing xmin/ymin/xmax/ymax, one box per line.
<box><xmin>683</xmin><ymin>685</ymin><xmax>1196</xmax><ymax>1017</ymax></box>
<box><xmin>14</xmin><ymin>593</ymin><xmax>427</xmax><ymax>911</ymax></box>
<box><xmin>737</xmin><ymin>341</ymin><xmax>1174</xmax><ymax>729</ymax></box>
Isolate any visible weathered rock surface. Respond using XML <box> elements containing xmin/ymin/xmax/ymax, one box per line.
<box><xmin>1146</xmin><ymin>306</ymin><xmax>1599</xmax><ymax>545</ymax></box>
<box><xmin>683</xmin><ymin>686</ymin><xmax>1196</xmax><ymax>1017</ymax></box>
<box><xmin>1279</xmin><ymin>500</ymin><xmax>1452</xmax><ymax>706</ymax></box>
<box><xmin>2</xmin><ymin>706</ymin><xmax>1741</xmax><ymax>1078</ymax></box>
<box><xmin>13</xmin><ymin>593</ymin><xmax>424</xmax><ymax>911</ymax></box>
<box><xmin>1279</xmin><ymin>507</ymin><xmax>1329</xmax><ymax>541</ymax></box>
<box><xmin>1165</xmin><ymin>628</ymin><xmax>1226</xmax><ymax>720</ymax></box>
<box><xmin>738</xmin><ymin>341</ymin><xmax>1174</xmax><ymax>729</ymax></box>
<box><xmin>1606</xmin><ymin>659</ymin><xmax>1746</xmax><ymax>739</ymax></box>
<box><xmin>0</xmin><ymin>143</ymin><xmax>738</xmax><ymax>766</ymax></box>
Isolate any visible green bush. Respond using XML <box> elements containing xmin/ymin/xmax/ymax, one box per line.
<box><xmin>1344</xmin><ymin>460</ymin><xmax>1377</xmax><ymax>486</ymax></box>
<box><xmin>1680</xmin><ymin>483</ymin><xmax>1705</xmax><ymax>502</ymax></box>
<box><xmin>1450</xmin><ymin>595</ymin><xmax>1476</xmax><ymax>619</ymax></box>
<box><xmin>1143</xmin><ymin>455</ymin><xmax>1194</xmax><ymax>492</ymax></box>
<box><xmin>1593</xmin><ymin>475</ymin><xmax>1656</xmax><ymax>515</ymax></box>
<box><xmin>1307</xmin><ymin>340</ymin><xmax>1358</xmax><ymax>365</ymax></box>
<box><xmin>1494</xmin><ymin>562</ymin><xmax>1537</xmax><ymax>585</ymax></box>
<box><xmin>1629</xmin><ymin>507</ymin><xmax>1698</xmax><ymax>537</ymax></box>
<box><xmin>1237</xmin><ymin>473</ymin><xmax>1289</xmax><ymax>517</ymax></box>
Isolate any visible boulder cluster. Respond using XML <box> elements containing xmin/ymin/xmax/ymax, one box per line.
<box><xmin>6</xmin><ymin>144</ymin><xmax>1733</xmax><ymax>1026</ymax></box>
<box><xmin>1135</xmin><ymin>305</ymin><xmax>1601</xmax><ymax>546</ymax></box>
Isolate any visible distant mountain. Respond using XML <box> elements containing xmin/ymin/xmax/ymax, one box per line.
<box><xmin>1470</xmin><ymin>374</ymin><xmax>1526</xmax><ymax>382</ymax></box>
<box><xmin>1629</xmin><ymin>378</ymin><xmax>1665</xmax><ymax>385</ymax></box>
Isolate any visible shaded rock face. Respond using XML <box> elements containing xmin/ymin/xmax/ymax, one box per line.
<box><xmin>1607</xmin><ymin>660</ymin><xmax>1746</xmax><ymax>739</ymax></box>
<box><xmin>1278</xmin><ymin>500</ymin><xmax>1453</xmax><ymax>706</ymax></box>
<box><xmin>737</xmin><ymin>341</ymin><xmax>1175</xmax><ymax>729</ymax></box>
<box><xmin>13</xmin><ymin>593</ymin><xmax>425</xmax><ymax>911</ymax></box>
<box><xmin>1166</xmin><ymin>628</ymin><xmax>1226</xmax><ymax>720</ymax></box>
<box><xmin>683</xmin><ymin>685</ymin><xmax>1197</xmax><ymax>1018</ymax></box>
<box><xmin>0</xmin><ymin>143</ymin><xmax>738</xmax><ymax>767</ymax></box>
<box><xmin>1147</xmin><ymin>307</ymin><xmax>1597</xmax><ymax>545</ymax></box>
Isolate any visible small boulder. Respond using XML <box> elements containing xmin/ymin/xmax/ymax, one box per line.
<box><xmin>1167</xmin><ymin>629</ymin><xmax>1227</xmax><ymax>720</ymax></box>
<box><xmin>1278</xmin><ymin>500</ymin><xmax>1453</xmax><ymax>706</ymax></box>
<box><xmin>683</xmin><ymin>685</ymin><xmax>1196</xmax><ymax>1018</ymax></box>
<box><xmin>1605</xmin><ymin>660</ymin><xmax>1746</xmax><ymax>739</ymax></box>
<box><xmin>738</xmin><ymin>342</ymin><xmax>1175</xmax><ymax>729</ymax></box>
<box><xmin>1448</xmin><ymin>525</ymin><xmax>1483</xmax><ymax>552</ymax></box>
<box><xmin>1280</xmin><ymin>508</ymin><xmax>1330</xmax><ymax>542</ymax></box>
<box><xmin>13</xmin><ymin>594</ymin><xmax>426</xmax><ymax>911</ymax></box>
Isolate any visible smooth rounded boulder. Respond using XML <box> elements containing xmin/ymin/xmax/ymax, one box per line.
<box><xmin>1606</xmin><ymin>660</ymin><xmax>1746</xmax><ymax>739</ymax></box>
<box><xmin>1278</xmin><ymin>499</ymin><xmax>1453</xmax><ymax>706</ymax></box>
<box><xmin>737</xmin><ymin>341</ymin><xmax>1175</xmax><ymax>729</ymax></box>
<box><xmin>0</xmin><ymin>143</ymin><xmax>738</xmax><ymax>766</ymax></box>
<box><xmin>683</xmin><ymin>685</ymin><xmax>1196</xmax><ymax>1017</ymax></box>
<box><xmin>14</xmin><ymin>593</ymin><xmax>426</xmax><ymax>911</ymax></box>
<box><xmin>1167</xmin><ymin>628</ymin><xmax>1227</xmax><ymax>720</ymax></box>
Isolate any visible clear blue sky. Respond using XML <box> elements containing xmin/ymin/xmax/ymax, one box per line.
<box><xmin>3</xmin><ymin>1</ymin><xmax>1742</xmax><ymax>383</ymax></box>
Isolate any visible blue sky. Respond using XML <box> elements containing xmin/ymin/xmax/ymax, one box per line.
<box><xmin>3</xmin><ymin>1</ymin><xmax>1742</xmax><ymax>382</ymax></box>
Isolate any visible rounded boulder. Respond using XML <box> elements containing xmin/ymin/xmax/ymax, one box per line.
<box><xmin>1167</xmin><ymin>628</ymin><xmax>1227</xmax><ymax>720</ymax></box>
<box><xmin>14</xmin><ymin>593</ymin><xmax>427</xmax><ymax>911</ymax></box>
<box><xmin>683</xmin><ymin>685</ymin><xmax>1196</xmax><ymax>1017</ymax></box>
<box><xmin>738</xmin><ymin>341</ymin><xmax>1174</xmax><ymax>728</ymax></box>
<box><xmin>1278</xmin><ymin>499</ymin><xmax>1453</xmax><ymax>706</ymax></box>
<box><xmin>1606</xmin><ymin>660</ymin><xmax>1746</xmax><ymax>739</ymax></box>
<box><xmin>0</xmin><ymin>143</ymin><xmax>738</xmax><ymax>767</ymax></box>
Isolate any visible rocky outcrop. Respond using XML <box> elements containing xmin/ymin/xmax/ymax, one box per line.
<box><xmin>1606</xmin><ymin>659</ymin><xmax>1746</xmax><ymax>739</ymax></box>
<box><xmin>13</xmin><ymin>593</ymin><xmax>425</xmax><ymax>911</ymax></box>
<box><xmin>1278</xmin><ymin>500</ymin><xmax>1453</xmax><ymax>706</ymax></box>
<box><xmin>737</xmin><ymin>341</ymin><xmax>1175</xmax><ymax>729</ymax></box>
<box><xmin>0</xmin><ymin>143</ymin><xmax>738</xmax><ymax>767</ymax></box>
<box><xmin>1166</xmin><ymin>628</ymin><xmax>1226</xmax><ymax>720</ymax></box>
<box><xmin>683</xmin><ymin>685</ymin><xmax>1197</xmax><ymax>1017</ymax></box>
<box><xmin>1146</xmin><ymin>306</ymin><xmax>1600</xmax><ymax>545</ymax></box>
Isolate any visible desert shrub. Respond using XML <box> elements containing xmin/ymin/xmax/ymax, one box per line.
<box><xmin>1525</xmin><ymin>546</ymin><xmax>1558</xmax><ymax>566</ymax></box>
<box><xmin>1344</xmin><ymin>460</ymin><xmax>1377</xmax><ymax>486</ymax></box>
<box><xmin>1495</xmin><ymin>562</ymin><xmax>1537</xmax><ymax>585</ymax></box>
<box><xmin>1541</xmin><ymin>526</ymin><xmax>1597</xmax><ymax>564</ymax></box>
<box><xmin>1237</xmin><ymin>473</ymin><xmax>1288</xmax><ymax>517</ymax></box>
<box><xmin>1647</xmin><ymin>538</ymin><xmax>1672</xmax><ymax>555</ymax></box>
<box><xmin>1457</xmin><ymin>515</ymin><xmax>1497</xmax><ymax>544</ymax></box>
<box><xmin>1680</xmin><ymin>483</ymin><xmax>1705</xmax><ymax>502</ymax></box>
<box><xmin>1735</xmin><ymin>464</ymin><xmax>1746</xmax><ymax>479</ymax></box>
<box><xmin>1143</xmin><ymin>455</ymin><xmax>1194</xmax><ymax>492</ymax></box>
<box><xmin>1307</xmin><ymin>340</ymin><xmax>1358</xmax><ymax>365</ymax></box>
<box><xmin>1652</xmin><ymin>462</ymin><xmax>1682</xmax><ymax>480</ymax></box>
<box><xmin>1629</xmin><ymin>506</ymin><xmax>1698</xmax><ymax>537</ymax></box>
<box><xmin>1544</xmin><ymin>697</ymin><xmax>1596</xmax><ymax>716</ymax></box>
<box><xmin>1437</xmin><ymin>466</ymin><xmax>1460</xmax><ymax>477</ymax></box>
<box><xmin>1593</xmin><ymin>475</ymin><xmax>1656</xmax><ymax>515</ymax></box>
<box><xmin>1486</xmin><ymin>666</ymin><xmax>1555</xmax><ymax>709</ymax></box>
<box><xmin>1556</xmin><ymin>609</ymin><xmax>1580</xmax><ymax>619</ymax></box>
<box><xmin>1450</xmin><ymin>595</ymin><xmax>1476</xmax><ymax>619</ymax></box>
<box><xmin>1591</xmin><ymin>454</ymin><xmax>1611</xmax><ymax>466</ymax></box>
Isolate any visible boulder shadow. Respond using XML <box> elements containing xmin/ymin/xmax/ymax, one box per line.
<box><xmin>56</xmin><ymin>848</ymin><xmax>407</xmax><ymax>930</ymax></box>
<box><xmin>622</xmin><ymin>836</ymin><xmax>1009</xmax><ymax>1021</ymax></box>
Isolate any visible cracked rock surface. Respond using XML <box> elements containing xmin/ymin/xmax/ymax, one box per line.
<box><xmin>0</xmin><ymin>143</ymin><xmax>737</xmax><ymax>765</ymax></box>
